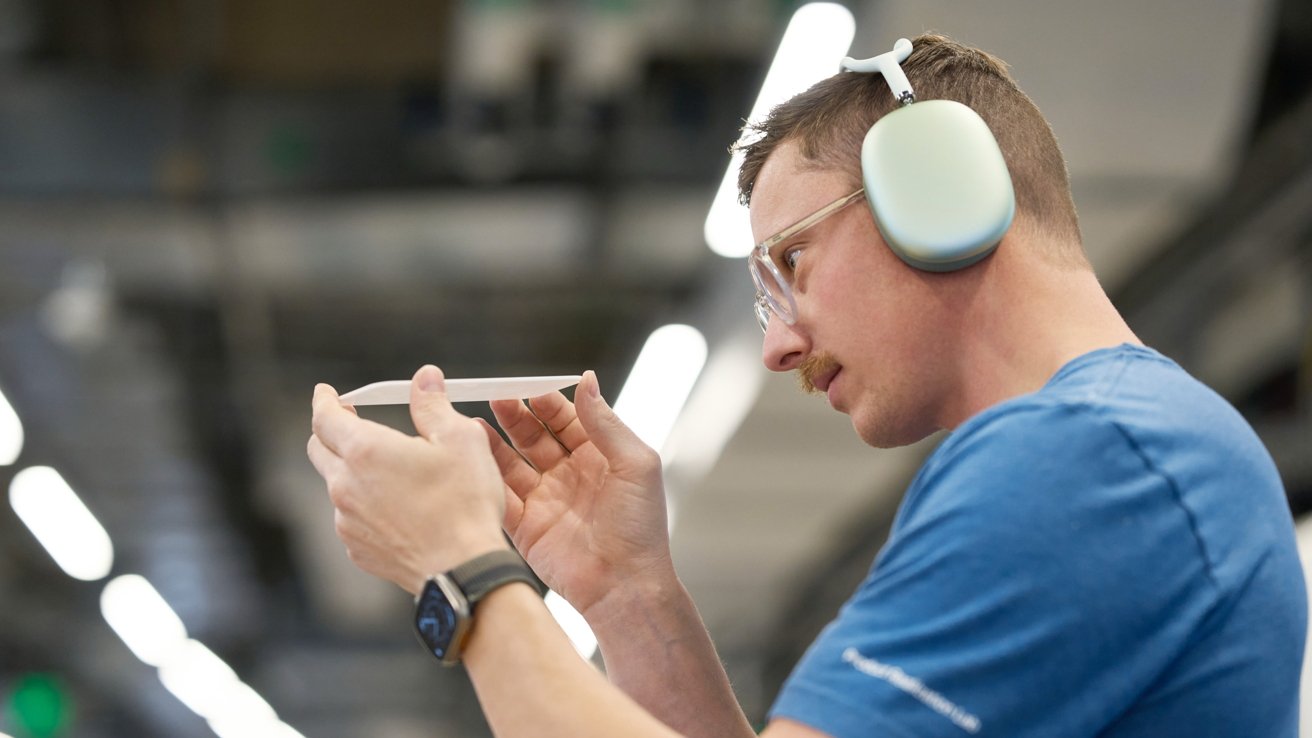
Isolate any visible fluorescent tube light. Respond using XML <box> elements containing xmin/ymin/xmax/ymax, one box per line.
<box><xmin>200</xmin><ymin>682</ymin><xmax>279</xmax><ymax>737</ymax></box>
<box><xmin>545</xmin><ymin>591</ymin><xmax>598</xmax><ymax>661</ymax></box>
<box><xmin>101</xmin><ymin>574</ymin><xmax>189</xmax><ymax>667</ymax></box>
<box><xmin>705</xmin><ymin>3</ymin><xmax>856</xmax><ymax>258</ymax></box>
<box><xmin>157</xmin><ymin>639</ymin><xmax>273</xmax><ymax>722</ymax></box>
<box><xmin>0</xmin><ymin>384</ymin><xmax>22</xmax><ymax>466</ymax></box>
<box><xmin>209</xmin><ymin>716</ymin><xmax>306</xmax><ymax>738</ymax></box>
<box><xmin>613</xmin><ymin>324</ymin><xmax>708</xmax><ymax>453</ymax></box>
<box><xmin>106</xmin><ymin>602</ymin><xmax>303</xmax><ymax>738</ymax></box>
<box><xmin>9</xmin><ymin>466</ymin><xmax>114</xmax><ymax>581</ymax></box>
<box><xmin>661</xmin><ymin>335</ymin><xmax>766</xmax><ymax>482</ymax></box>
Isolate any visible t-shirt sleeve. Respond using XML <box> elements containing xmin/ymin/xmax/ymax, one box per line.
<box><xmin>769</xmin><ymin>403</ymin><xmax>1219</xmax><ymax>738</ymax></box>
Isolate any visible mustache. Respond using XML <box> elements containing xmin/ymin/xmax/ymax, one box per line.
<box><xmin>797</xmin><ymin>352</ymin><xmax>839</xmax><ymax>394</ymax></box>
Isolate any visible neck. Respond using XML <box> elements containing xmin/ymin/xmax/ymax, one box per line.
<box><xmin>934</xmin><ymin>241</ymin><xmax>1140</xmax><ymax>430</ymax></box>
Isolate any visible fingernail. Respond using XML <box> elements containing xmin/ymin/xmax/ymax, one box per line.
<box><xmin>587</xmin><ymin>371</ymin><xmax>601</xmax><ymax>399</ymax></box>
<box><xmin>417</xmin><ymin>365</ymin><xmax>443</xmax><ymax>392</ymax></box>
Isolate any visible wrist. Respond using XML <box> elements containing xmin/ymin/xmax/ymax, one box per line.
<box><xmin>581</xmin><ymin>561</ymin><xmax>684</xmax><ymax>636</ymax></box>
<box><xmin>414</xmin><ymin>549</ymin><xmax>541</xmax><ymax>666</ymax></box>
<box><xmin>411</xmin><ymin>536</ymin><xmax>512</xmax><ymax>594</ymax></box>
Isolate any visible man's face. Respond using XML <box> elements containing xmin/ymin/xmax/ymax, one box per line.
<box><xmin>749</xmin><ymin>141</ymin><xmax>948</xmax><ymax>448</ymax></box>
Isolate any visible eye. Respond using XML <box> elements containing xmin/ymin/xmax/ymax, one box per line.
<box><xmin>784</xmin><ymin>248</ymin><xmax>803</xmax><ymax>271</ymax></box>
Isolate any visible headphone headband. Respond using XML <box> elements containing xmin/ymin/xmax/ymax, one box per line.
<box><xmin>841</xmin><ymin>38</ymin><xmax>915</xmax><ymax>106</ymax></box>
<box><xmin>838</xmin><ymin>36</ymin><xmax>1015</xmax><ymax>272</ymax></box>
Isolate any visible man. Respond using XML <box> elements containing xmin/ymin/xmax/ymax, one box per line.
<box><xmin>307</xmin><ymin>34</ymin><xmax>1306</xmax><ymax>737</ymax></box>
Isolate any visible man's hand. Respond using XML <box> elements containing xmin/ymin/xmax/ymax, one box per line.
<box><xmin>307</xmin><ymin>365</ymin><xmax>510</xmax><ymax>594</ymax></box>
<box><xmin>484</xmin><ymin>370</ymin><xmax>672</xmax><ymax>619</ymax></box>
<box><xmin>309</xmin><ymin>366</ymin><xmax>757</xmax><ymax>738</ymax></box>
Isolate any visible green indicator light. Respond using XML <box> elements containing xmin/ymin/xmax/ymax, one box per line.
<box><xmin>5</xmin><ymin>673</ymin><xmax>73</xmax><ymax>738</ymax></box>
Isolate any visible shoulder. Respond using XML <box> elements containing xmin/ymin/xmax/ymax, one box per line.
<box><xmin>933</xmin><ymin>395</ymin><xmax>1116</xmax><ymax>469</ymax></box>
<box><xmin>907</xmin><ymin>396</ymin><xmax>1137</xmax><ymax>525</ymax></box>
<box><xmin>908</xmin><ymin>344</ymin><xmax>1248</xmax><ymax>523</ymax></box>
<box><xmin>888</xmin><ymin>380</ymin><xmax>1218</xmax><ymax>583</ymax></box>
<box><xmin>892</xmin><ymin>342</ymin><xmax>1291</xmax><ymax>594</ymax></box>
<box><xmin>931</xmin><ymin>344</ymin><xmax>1184</xmax><ymax>472</ymax></box>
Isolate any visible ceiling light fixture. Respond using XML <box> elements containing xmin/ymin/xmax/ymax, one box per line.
<box><xmin>102</xmin><ymin>575</ymin><xmax>306</xmax><ymax>737</ymax></box>
<box><xmin>157</xmin><ymin>639</ymin><xmax>265</xmax><ymax>721</ymax></box>
<box><xmin>0</xmin><ymin>384</ymin><xmax>23</xmax><ymax>466</ymax></box>
<box><xmin>100</xmin><ymin>574</ymin><xmax>189</xmax><ymax>667</ymax></box>
<box><xmin>704</xmin><ymin>2</ymin><xmax>856</xmax><ymax>258</ymax></box>
<box><xmin>8</xmin><ymin>466</ymin><xmax>114</xmax><ymax>581</ymax></box>
<box><xmin>613</xmin><ymin>323</ymin><xmax>708</xmax><ymax>453</ymax></box>
<box><xmin>659</xmin><ymin>333</ymin><xmax>766</xmax><ymax>483</ymax></box>
<box><xmin>545</xmin><ymin>591</ymin><xmax>599</xmax><ymax>661</ymax></box>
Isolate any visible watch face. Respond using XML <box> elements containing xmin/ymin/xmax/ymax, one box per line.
<box><xmin>414</xmin><ymin>577</ymin><xmax>470</xmax><ymax>664</ymax></box>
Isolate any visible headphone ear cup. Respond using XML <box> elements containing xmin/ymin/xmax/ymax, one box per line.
<box><xmin>859</xmin><ymin>100</ymin><xmax>1015</xmax><ymax>271</ymax></box>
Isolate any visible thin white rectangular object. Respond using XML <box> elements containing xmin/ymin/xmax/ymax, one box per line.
<box><xmin>339</xmin><ymin>375</ymin><xmax>583</xmax><ymax>406</ymax></box>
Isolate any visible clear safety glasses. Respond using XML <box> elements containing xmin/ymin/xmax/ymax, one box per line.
<box><xmin>749</xmin><ymin>188</ymin><xmax>866</xmax><ymax>333</ymax></box>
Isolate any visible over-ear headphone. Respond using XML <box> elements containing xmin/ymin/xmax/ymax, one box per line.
<box><xmin>842</xmin><ymin>38</ymin><xmax>1015</xmax><ymax>272</ymax></box>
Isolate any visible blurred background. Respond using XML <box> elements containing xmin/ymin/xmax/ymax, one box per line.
<box><xmin>0</xmin><ymin>0</ymin><xmax>1309</xmax><ymax>736</ymax></box>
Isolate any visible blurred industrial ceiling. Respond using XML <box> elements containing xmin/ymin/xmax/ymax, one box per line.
<box><xmin>0</xmin><ymin>1</ymin><xmax>1309</xmax><ymax>736</ymax></box>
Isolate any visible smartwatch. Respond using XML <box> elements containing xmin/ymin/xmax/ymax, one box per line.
<box><xmin>413</xmin><ymin>549</ymin><xmax>542</xmax><ymax>666</ymax></box>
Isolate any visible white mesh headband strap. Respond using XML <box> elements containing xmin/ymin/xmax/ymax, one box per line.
<box><xmin>841</xmin><ymin>37</ymin><xmax>915</xmax><ymax>106</ymax></box>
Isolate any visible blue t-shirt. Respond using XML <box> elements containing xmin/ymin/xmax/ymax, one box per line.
<box><xmin>770</xmin><ymin>345</ymin><xmax>1306</xmax><ymax>737</ymax></box>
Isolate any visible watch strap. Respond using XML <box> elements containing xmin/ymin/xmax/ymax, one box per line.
<box><xmin>448</xmin><ymin>549</ymin><xmax>543</xmax><ymax>607</ymax></box>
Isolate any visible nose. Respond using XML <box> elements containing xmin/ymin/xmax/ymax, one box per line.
<box><xmin>761</xmin><ymin>314</ymin><xmax>809</xmax><ymax>372</ymax></box>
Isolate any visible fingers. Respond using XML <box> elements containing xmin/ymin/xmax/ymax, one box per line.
<box><xmin>306</xmin><ymin>433</ymin><xmax>346</xmax><ymax>482</ymax></box>
<box><xmin>409</xmin><ymin>365</ymin><xmax>460</xmax><ymax>442</ymax></box>
<box><xmin>312</xmin><ymin>383</ymin><xmax>409</xmax><ymax>473</ymax></box>
<box><xmin>526</xmin><ymin>391</ymin><xmax>589</xmax><ymax>451</ymax></box>
<box><xmin>490</xmin><ymin>395</ymin><xmax>573</xmax><ymax>472</ymax></box>
<box><xmin>477</xmin><ymin>417</ymin><xmax>541</xmax><ymax>500</ymax></box>
<box><xmin>473</xmin><ymin>419</ymin><xmax>531</xmax><ymax>539</ymax></box>
<box><xmin>501</xmin><ymin>478</ymin><xmax>526</xmax><ymax>537</ymax></box>
<box><xmin>312</xmin><ymin>383</ymin><xmax>375</xmax><ymax>457</ymax></box>
<box><xmin>573</xmin><ymin>370</ymin><xmax>661</xmax><ymax>474</ymax></box>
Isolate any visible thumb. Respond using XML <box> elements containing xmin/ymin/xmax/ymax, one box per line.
<box><xmin>410</xmin><ymin>364</ymin><xmax>454</xmax><ymax>440</ymax></box>
<box><xmin>575</xmin><ymin>370</ymin><xmax>656</xmax><ymax>467</ymax></box>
